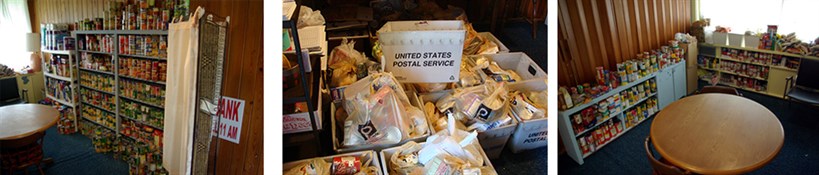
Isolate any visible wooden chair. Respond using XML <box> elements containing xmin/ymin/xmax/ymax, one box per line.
<box><xmin>698</xmin><ymin>85</ymin><xmax>742</xmax><ymax>96</ymax></box>
<box><xmin>1</xmin><ymin>132</ymin><xmax>47</xmax><ymax>175</ymax></box>
<box><xmin>645</xmin><ymin>136</ymin><xmax>691</xmax><ymax>175</ymax></box>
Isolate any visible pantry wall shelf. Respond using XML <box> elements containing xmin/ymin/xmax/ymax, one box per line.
<box><xmin>79</xmin><ymin>68</ymin><xmax>115</xmax><ymax>76</ymax></box>
<box><xmin>698</xmin><ymin>43</ymin><xmax>809</xmax><ymax>98</ymax></box>
<box><xmin>118</xmin><ymin>75</ymin><xmax>166</xmax><ymax>85</ymax></box>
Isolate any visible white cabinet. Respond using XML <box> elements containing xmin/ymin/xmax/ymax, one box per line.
<box><xmin>658</xmin><ymin>61</ymin><xmax>687</xmax><ymax>110</ymax></box>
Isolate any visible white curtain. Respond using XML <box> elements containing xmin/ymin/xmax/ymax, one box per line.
<box><xmin>0</xmin><ymin>0</ymin><xmax>32</xmax><ymax>70</ymax></box>
<box><xmin>164</xmin><ymin>7</ymin><xmax>203</xmax><ymax>175</ymax></box>
<box><xmin>701</xmin><ymin>0</ymin><xmax>819</xmax><ymax>42</ymax></box>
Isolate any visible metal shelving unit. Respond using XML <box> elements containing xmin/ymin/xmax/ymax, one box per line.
<box><xmin>283</xmin><ymin>0</ymin><xmax>324</xmax><ymax>157</ymax></box>
<box><xmin>72</xmin><ymin>30</ymin><xmax>168</xmax><ymax>147</ymax></box>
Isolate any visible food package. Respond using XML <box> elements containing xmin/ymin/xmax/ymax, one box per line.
<box><xmin>341</xmin><ymin>73</ymin><xmax>428</xmax><ymax>148</ymax></box>
<box><xmin>413</xmin><ymin>56</ymin><xmax>484</xmax><ymax>93</ymax></box>
<box><xmin>472</xmin><ymin>56</ymin><xmax>522</xmax><ymax>83</ymax></box>
<box><xmin>424</xmin><ymin>81</ymin><xmax>512</xmax><ymax>133</ymax></box>
<box><xmin>329</xmin><ymin>38</ymin><xmax>372</xmax><ymax>87</ymax></box>
<box><xmin>388</xmin><ymin>129</ymin><xmax>494</xmax><ymax>175</ymax></box>
<box><xmin>297</xmin><ymin>6</ymin><xmax>326</xmax><ymax>28</ymax></box>
<box><xmin>508</xmin><ymin>90</ymin><xmax>546</xmax><ymax>121</ymax></box>
<box><xmin>462</xmin><ymin>23</ymin><xmax>498</xmax><ymax>55</ymax></box>
<box><xmin>284</xmin><ymin>152</ymin><xmax>380</xmax><ymax>175</ymax></box>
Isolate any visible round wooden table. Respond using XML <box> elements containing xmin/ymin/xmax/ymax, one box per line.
<box><xmin>0</xmin><ymin>104</ymin><xmax>59</xmax><ymax>140</ymax></box>
<box><xmin>650</xmin><ymin>94</ymin><xmax>784</xmax><ymax>174</ymax></box>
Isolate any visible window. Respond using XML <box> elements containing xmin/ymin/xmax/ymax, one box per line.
<box><xmin>0</xmin><ymin>0</ymin><xmax>32</xmax><ymax>71</ymax></box>
<box><xmin>701</xmin><ymin>0</ymin><xmax>819</xmax><ymax>42</ymax></box>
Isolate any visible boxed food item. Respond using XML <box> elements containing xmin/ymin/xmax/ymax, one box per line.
<box><xmin>379</xmin><ymin>130</ymin><xmax>497</xmax><ymax>175</ymax></box>
<box><xmin>378</xmin><ymin>20</ymin><xmax>465</xmax><ymax>83</ymax></box>
<box><xmin>283</xmin><ymin>150</ymin><xmax>383</xmax><ymax>175</ymax></box>
<box><xmin>331</xmin><ymin>73</ymin><xmax>432</xmax><ymax>153</ymax></box>
<box><xmin>505</xmin><ymin>79</ymin><xmax>548</xmax><ymax>153</ymax></box>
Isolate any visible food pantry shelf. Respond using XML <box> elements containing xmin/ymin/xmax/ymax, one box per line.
<box><xmin>582</xmin><ymin>114</ymin><xmax>653</xmax><ymax>158</ymax></box>
<box><xmin>41</xmin><ymin>49</ymin><xmax>75</xmax><ymax>55</ymax></box>
<box><xmin>120</xmin><ymin>53</ymin><xmax>167</xmax><ymax>61</ymax></box>
<box><xmin>717</xmin><ymin>70</ymin><xmax>767</xmax><ymax>81</ymax></box>
<box><xmin>560</xmin><ymin>71</ymin><xmax>659</xmax><ymax>115</ymax></box>
<box><xmin>119</xmin><ymin>96</ymin><xmax>164</xmax><ymax>109</ymax></box>
<box><xmin>78</xmin><ymin>50</ymin><xmax>113</xmax><ymax>55</ymax></box>
<box><xmin>80</xmin><ymin>85</ymin><xmax>115</xmax><ymax>95</ymax></box>
<box><xmin>718</xmin><ymin>56</ymin><xmax>769</xmax><ymax>67</ymax></box>
<box><xmin>119</xmin><ymin>74</ymin><xmax>166</xmax><ymax>85</ymax></box>
<box><xmin>82</xmin><ymin>101</ymin><xmax>115</xmax><ymax>114</ymax></box>
<box><xmin>79</xmin><ymin>68</ymin><xmax>114</xmax><ymax>76</ymax></box>
<box><xmin>574</xmin><ymin>93</ymin><xmax>657</xmax><ymax>137</ymax></box>
<box><xmin>120</xmin><ymin>115</ymin><xmax>163</xmax><ymax>130</ymax></box>
<box><xmin>45</xmin><ymin>72</ymin><xmax>75</xmax><ymax>82</ymax></box>
<box><xmin>81</xmin><ymin>117</ymin><xmax>116</xmax><ymax>132</ymax></box>
<box><xmin>47</xmin><ymin>94</ymin><xmax>75</xmax><ymax>107</ymax></box>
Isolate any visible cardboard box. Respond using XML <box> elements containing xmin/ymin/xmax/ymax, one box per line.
<box><xmin>505</xmin><ymin>80</ymin><xmax>548</xmax><ymax>153</ymax></box>
<box><xmin>283</xmin><ymin>150</ymin><xmax>384</xmax><ymax>175</ymax></box>
<box><xmin>379</xmin><ymin>142</ymin><xmax>496</xmax><ymax>175</ymax></box>
<box><xmin>378</xmin><ymin>20</ymin><xmax>466</xmax><ymax>83</ymax></box>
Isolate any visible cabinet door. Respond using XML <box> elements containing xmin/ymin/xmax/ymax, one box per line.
<box><xmin>673</xmin><ymin>63</ymin><xmax>688</xmax><ymax>100</ymax></box>
<box><xmin>657</xmin><ymin>69</ymin><xmax>675</xmax><ymax>110</ymax></box>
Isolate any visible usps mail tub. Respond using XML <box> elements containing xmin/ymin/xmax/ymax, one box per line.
<box><xmin>505</xmin><ymin>79</ymin><xmax>548</xmax><ymax>153</ymax></box>
<box><xmin>469</xmin><ymin>52</ymin><xmax>547</xmax><ymax>85</ymax></box>
<box><xmin>378</xmin><ymin>20</ymin><xmax>466</xmax><ymax>83</ymax></box>
<box><xmin>379</xmin><ymin>142</ymin><xmax>496</xmax><ymax>175</ymax></box>
<box><xmin>283</xmin><ymin>150</ymin><xmax>384</xmax><ymax>175</ymax></box>
<box><xmin>478</xmin><ymin>32</ymin><xmax>510</xmax><ymax>53</ymax></box>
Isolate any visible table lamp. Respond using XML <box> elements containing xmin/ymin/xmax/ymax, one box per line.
<box><xmin>26</xmin><ymin>33</ymin><xmax>41</xmax><ymax>72</ymax></box>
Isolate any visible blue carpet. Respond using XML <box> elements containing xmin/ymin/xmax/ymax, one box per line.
<box><xmin>559</xmin><ymin>81</ymin><xmax>819</xmax><ymax>174</ymax></box>
<box><xmin>9</xmin><ymin>126</ymin><xmax>129</xmax><ymax>175</ymax></box>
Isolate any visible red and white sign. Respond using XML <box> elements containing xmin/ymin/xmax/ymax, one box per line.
<box><xmin>214</xmin><ymin>97</ymin><xmax>245</xmax><ymax>144</ymax></box>
<box><xmin>283</xmin><ymin>111</ymin><xmax>319</xmax><ymax>134</ymax></box>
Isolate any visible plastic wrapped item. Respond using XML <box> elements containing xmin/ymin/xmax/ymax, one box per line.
<box><xmin>424</xmin><ymin>82</ymin><xmax>511</xmax><ymax>133</ymax></box>
<box><xmin>508</xmin><ymin>91</ymin><xmax>546</xmax><ymax>121</ymax></box>
<box><xmin>472</xmin><ymin>56</ymin><xmax>522</xmax><ymax>83</ymax></box>
<box><xmin>285</xmin><ymin>159</ymin><xmax>331</xmax><ymax>175</ymax></box>
<box><xmin>388</xmin><ymin>129</ymin><xmax>492</xmax><ymax>175</ymax></box>
<box><xmin>462</xmin><ymin>23</ymin><xmax>499</xmax><ymax>55</ymax></box>
<box><xmin>297</xmin><ymin>6</ymin><xmax>325</xmax><ymax>28</ymax></box>
<box><xmin>341</xmin><ymin>73</ymin><xmax>428</xmax><ymax>148</ymax></box>
<box><xmin>285</xmin><ymin>153</ymin><xmax>380</xmax><ymax>175</ymax></box>
<box><xmin>329</xmin><ymin>38</ymin><xmax>376</xmax><ymax>88</ymax></box>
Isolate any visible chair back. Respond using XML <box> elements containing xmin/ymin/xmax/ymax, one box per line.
<box><xmin>645</xmin><ymin>136</ymin><xmax>690</xmax><ymax>175</ymax></box>
<box><xmin>0</xmin><ymin>132</ymin><xmax>45</xmax><ymax>150</ymax></box>
<box><xmin>795</xmin><ymin>58</ymin><xmax>819</xmax><ymax>91</ymax></box>
<box><xmin>699</xmin><ymin>86</ymin><xmax>741</xmax><ymax>96</ymax></box>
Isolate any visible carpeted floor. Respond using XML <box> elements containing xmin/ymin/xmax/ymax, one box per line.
<box><xmin>8</xmin><ymin>126</ymin><xmax>129</xmax><ymax>175</ymax></box>
<box><xmin>559</xmin><ymin>81</ymin><xmax>819</xmax><ymax>174</ymax></box>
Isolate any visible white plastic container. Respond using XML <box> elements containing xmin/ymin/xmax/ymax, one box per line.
<box><xmin>744</xmin><ymin>35</ymin><xmax>760</xmax><ymax>49</ymax></box>
<box><xmin>331</xmin><ymin>90</ymin><xmax>433</xmax><ymax>153</ymax></box>
<box><xmin>418</xmin><ymin>91</ymin><xmax>518</xmax><ymax>159</ymax></box>
<box><xmin>379</xmin><ymin>142</ymin><xmax>496</xmax><ymax>175</ymax></box>
<box><xmin>469</xmin><ymin>52</ymin><xmax>547</xmax><ymax>86</ymax></box>
<box><xmin>478</xmin><ymin>32</ymin><xmax>510</xmax><ymax>53</ymax></box>
<box><xmin>283</xmin><ymin>150</ymin><xmax>384</xmax><ymax>175</ymax></box>
<box><xmin>728</xmin><ymin>33</ymin><xmax>744</xmax><ymax>47</ymax></box>
<box><xmin>378</xmin><ymin>20</ymin><xmax>466</xmax><ymax>83</ymax></box>
<box><xmin>505</xmin><ymin>79</ymin><xmax>549</xmax><ymax>153</ymax></box>
<box><xmin>711</xmin><ymin>32</ymin><xmax>728</xmax><ymax>45</ymax></box>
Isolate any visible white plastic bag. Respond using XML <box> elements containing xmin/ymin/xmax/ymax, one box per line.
<box><xmin>297</xmin><ymin>6</ymin><xmax>325</xmax><ymax>28</ymax></box>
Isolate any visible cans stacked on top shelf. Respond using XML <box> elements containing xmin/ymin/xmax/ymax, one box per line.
<box><xmin>75</xmin><ymin>0</ymin><xmax>177</xmax><ymax>31</ymax></box>
<box><xmin>119</xmin><ymin>35</ymin><xmax>169</xmax><ymax>59</ymax></box>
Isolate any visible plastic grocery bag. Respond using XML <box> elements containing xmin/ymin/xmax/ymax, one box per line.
<box><xmin>341</xmin><ymin>73</ymin><xmax>428</xmax><ymax>148</ymax></box>
<box><xmin>298</xmin><ymin>6</ymin><xmax>325</xmax><ymax>28</ymax></box>
<box><xmin>329</xmin><ymin>38</ymin><xmax>372</xmax><ymax>88</ymax></box>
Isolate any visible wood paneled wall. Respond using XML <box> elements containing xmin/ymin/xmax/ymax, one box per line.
<box><xmin>188</xmin><ymin>0</ymin><xmax>264</xmax><ymax>174</ymax></box>
<box><xmin>29</xmin><ymin>0</ymin><xmax>109</xmax><ymax>32</ymax></box>
<box><xmin>558</xmin><ymin>0</ymin><xmax>691</xmax><ymax>87</ymax></box>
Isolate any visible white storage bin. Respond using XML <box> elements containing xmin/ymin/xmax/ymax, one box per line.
<box><xmin>418</xmin><ymin>91</ymin><xmax>518</xmax><ymax>159</ymax></box>
<box><xmin>744</xmin><ymin>35</ymin><xmax>760</xmax><ymax>49</ymax></box>
<box><xmin>379</xmin><ymin>142</ymin><xmax>496</xmax><ymax>175</ymax></box>
<box><xmin>711</xmin><ymin>32</ymin><xmax>728</xmax><ymax>45</ymax></box>
<box><xmin>728</xmin><ymin>33</ymin><xmax>744</xmax><ymax>47</ymax></box>
<box><xmin>469</xmin><ymin>52</ymin><xmax>547</xmax><ymax>86</ymax></box>
<box><xmin>283</xmin><ymin>150</ymin><xmax>384</xmax><ymax>175</ymax></box>
<box><xmin>331</xmin><ymin>90</ymin><xmax>433</xmax><ymax>153</ymax></box>
<box><xmin>378</xmin><ymin>20</ymin><xmax>466</xmax><ymax>83</ymax></box>
<box><xmin>478</xmin><ymin>32</ymin><xmax>510</xmax><ymax>53</ymax></box>
<box><xmin>505</xmin><ymin>80</ymin><xmax>548</xmax><ymax>153</ymax></box>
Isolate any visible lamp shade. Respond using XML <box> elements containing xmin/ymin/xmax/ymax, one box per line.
<box><xmin>26</xmin><ymin>33</ymin><xmax>40</xmax><ymax>52</ymax></box>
